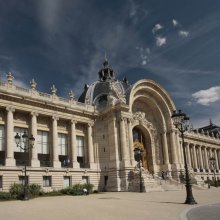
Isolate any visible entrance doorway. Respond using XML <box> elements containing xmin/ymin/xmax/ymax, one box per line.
<box><xmin>132</xmin><ymin>127</ymin><xmax>152</xmax><ymax>171</ymax></box>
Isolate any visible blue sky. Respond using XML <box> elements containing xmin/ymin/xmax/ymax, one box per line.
<box><xmin>0</xmin><ymin>0</ymin><xmax>220</xmax><ymax>128</ymax></box>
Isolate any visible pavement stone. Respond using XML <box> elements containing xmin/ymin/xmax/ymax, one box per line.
<box><xmin>0</xmin><ymin>188</ymin><xmax>220</xmax><ymax>220</ymax></box>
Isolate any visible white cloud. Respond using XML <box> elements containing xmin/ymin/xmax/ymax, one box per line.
<box><xmin>142</xmin><ymin>60</ymin><xmax>147</xmax><ymax>65</ymax></box>
<box><xmin>136</xmin><ymin>47</ymin><xmax>150</xmax><ymax>65</ymax></box>
<box><xmin>155</xmin><ymin>36</ymin><xmax>166</xmax><ymax>47</ymax></box>
<box><xmin>172</xmin><ymin>19</ymin><xmax>179</xmax><ymax>27</ymax></box>
<box><xmin>152</xmin><ymin>24</ymin><xmax>163</xmax><ymax>34</ymax></box>
<box><xmin>179</xmin><ymin>30</ymin><xmax>189</xmax><ymax>37</ymax></box>
<box><xmin>192</xmin><ymin>86</ymin><xmax>220</xmax><ymax>106</ymax></box>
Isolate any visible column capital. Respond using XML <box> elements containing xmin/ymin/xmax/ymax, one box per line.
<box><xmin>70</xmin><ymin>119</ymin><xmax>77</xmax><ymax>124</ymax></box>
<box><xmin>128</xmin><ymin>118</ymin><xmax>134</xmax><ymax>124</ymax></box>
<box><xmin>184</xmin><ymin>142</ymin><xmax>189</xmax><ymax>146</ymax></box>
<box><xmin>31</xmin><ymin>111</ymin><xmax>39</xmax><ymax>117</ymax></box>
<box><xmin>52</xmin><ymin>115</ymin><xmax>59</xmax><ymax>121</ymax></box>
<box><xmin>6</xmin><ymin>106</ymin><xmax>15</xmax><ymax>113</ymax></box>
<box><xmin>88</xmin><ymin>121</ymin><xmax>94</xmax><ymax>127</ymax></box>
<box><xmin>120</xmin><ymin>116</ymin><xmax>127</xmax><ymax>122</ymax></box>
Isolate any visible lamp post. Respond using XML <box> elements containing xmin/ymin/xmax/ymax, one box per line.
<box><xmin>15</xmin><ymin>132</ymin><xmax>35</xmax><ymax>200</ymax></box>
<box><xmin>134</xmin><ymin>147</ymin><xmax>144</xmax><ymax>193</ymax></box>
<box><xmin>171</xmin><ymin>110</ymin><xmax>197</xmax><ymax>204</ymax></box>
<box><xmin>209</xmin><ymin>157</ymin><xmax>218</xmax><ymax>187</ymax></box>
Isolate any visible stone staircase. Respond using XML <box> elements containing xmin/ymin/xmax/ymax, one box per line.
<box><xmin>159</xmin><ymin>179</ymin><xmax>184</xmax><ymax>191</ymax></box>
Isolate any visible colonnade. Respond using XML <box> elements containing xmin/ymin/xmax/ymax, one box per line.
<box><xmin>185</xmin><ymin>142</ymin><xmax>220</xmax><ymax>172</ymax></box>
<box><xmin>4</xmin><ymin>106</ymin><xmax>95</xmax><ymax>169</ymax></box>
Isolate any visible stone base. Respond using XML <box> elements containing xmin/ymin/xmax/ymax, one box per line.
<box><xmin>31</xmin><ymin>159</ymin><xmax>40</xmax><ymax>167</ymax></box>
<box><xmin>72</xmin><ymin>161</ymin><xmax>80</xmax><ymax>169</ymax></box>
<box><xmin>89</xmin><ymin>162</ymin><xmax>97</xmax><ymax>170</ymax></box>
<box><xmin>53</xmin><ymin>160</ymin><xmax>61</xmax><ymax>168</ymax></box>
<box><xmin>5</xmin><ymin>158</ymin><xmax>16</xmax><ymax>167</ymax></box>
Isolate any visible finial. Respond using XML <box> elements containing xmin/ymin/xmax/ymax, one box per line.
<box><xmin>69</xmin><ymin>90</ymin><xmax>75</xmax><ymax>100</ymax></box>
<box><xmin>209</xmin><ymin>118</ymin><xmax>213</xmax><ymax>126</ymax></box>
<box><xmin>103</xmin><ymin>53</ymin><xmax>108</xmax><ymax>68</ymax></box>
<box><xmin>51</xmin><ymin>84</ymin><xmax>57</xmax><ymax>95</ymax></box>
<box><xmin>30</xmin><ymin>79</ymin><xmax>37</xmax><ymax>90</ymax></box>
<box><xmin>123</xmin><ymin>76</ymin><xmax>128</xmax><ymax>84</ymax></box>
<box><xmin>7</xmin><ymin>72</ymin><xmax>14</xmax><ymax>85</ymax></box>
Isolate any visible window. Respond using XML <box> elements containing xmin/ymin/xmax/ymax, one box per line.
<box><xmin>19</xmin><ymin>176</ymin><xmax>29</xmax><ymax>185</ymax></box>
<box><xmin>63</xmin><ymin>176</ymin><xmax>71</xmax><ymax>188</ymax></box>
<box><xmin>37</xmin><ymin>131</ymin><xmax>49</xmax><ymax>154</ymax></box>
<box><xmin>82</xmin><ymin>176</ymin><xmax>89</xmax><ymax>184</ymax></box>
<box><xmin>14</xmin><ymin>127</ymin><xmax>28</xmax><ymax>152</ymax></box>
<box><xmin>58</xmin><ymin>133</ymin><xmax>68</xmax><ymax>155</ymax></box>
<box><xmin>43</xmin><ymin>176</ymin><xmax>51</xmax><ymax>187</ymax></box>
<box><xmin>77</xmin><ymin>136</ymin><xmax>84</xmax><ymax>167</ymax></box>
<box><xmin>0</xmin><ymin>126</ymin><xmax>4</xmax><ymax>151</ymax></box>
<box><xmin>0</xmin><ymin>176</ymin><xmax>2</xmax><ymax>188</ymax></box>
<box><xmin>76</xmin><ymin>136</ymin><xmax>84</xmax><ymax>157</ymax></box>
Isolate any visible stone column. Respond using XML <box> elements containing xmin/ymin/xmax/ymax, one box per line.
<box><xmin>208</xmin><ymin>148</ymin><xmax>212</xmax><ymax>170</ymax></box>
<box><xmin>169</xmin><ymin>130</ymin><xmax>178</xmax><ymax>164</ymax></box>
<box><xmin>71</xmin><ymin>120</ymin><xmax>79</xmax><ymax>168</ymax></box>
<box><xmin>52</xmin><ymin>116</ymin><xmax>61</xmax><ymax>168</ymax></box>
<box><xmin>204</xmin><ymin>147</ymin><xmax>209</xmax><ymax>171</ymax></box>
<box><xmin>120</xmin><ymin>117</ymin><xmax>129</xmax><ymax>167</ymax></box>
<box><xmin>198</xmin><ymin>145</ymin><xmax>204</xmax><ymax>171</ymax></box>
<box><xmin>192</xmin><ymin>144</ymin><xmax>198</xmax><ymax>171</ymax></box>
<box><xmin>214</xmin><ymin>149</ymin><xmax>219</xmax><ymax>170</ymax></box>
<box><xmin>162</xmin><ymin>130</ymin><xmax>169</xmax><ymax>165</ymax></box>
<box><xmin>186</xmin><ymin>142</ymin><xmax>192</xmax><ymax>167</ymax></box>
<box><xmin>128</xmin><ymin>119</ymin><xmax>135</xmax><ymax>166</ymax></box>
<box><xmin>217</xmin><ymin>150</ymin><xmax>220</xmax><ymax>170</ymax></box>
<box><xmin>30</xmin><ymin>112</ymin><xmax>40</xmax><ymax>167</ymax></box>
<box><xmin>88</xmin><ymin>123</ymin><xmax>95</xmax><ymax>169</ymax></box>
<box><xmin>5</xmin><ymin>106</ymin><xmax>16</xmax><ymax>166</ymax></box>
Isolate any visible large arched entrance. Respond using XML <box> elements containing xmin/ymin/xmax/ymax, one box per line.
<box><xmin>132</xmin><ymin>126</ymin><xmax>153</xmax><ymax>173</ymax></box>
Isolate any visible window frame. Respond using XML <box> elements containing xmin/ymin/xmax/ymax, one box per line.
<box><xmin>0</xmin><ymin>125</ymin><xmax>4</xmax><ymax>151</ymax></box>
<box><xmin>58</xmin><ymin>133</ymin><xmax>68</xmax><ymax>156</ymax></box>
<box><xmin>37</xmin><ymin>130</ymin><xmax>49</xmax><ymax>154</ymax></box>
<box><xmin>43</xmin><ymin>176</ymin><xmax>52</xmax><ymax>187</ymax></box>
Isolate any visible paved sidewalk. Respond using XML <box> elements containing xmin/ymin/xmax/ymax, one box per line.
<box><xmin>0</xmin><ymin>188</ymin><xmax>220</xmax><ymax>220</ymax></box>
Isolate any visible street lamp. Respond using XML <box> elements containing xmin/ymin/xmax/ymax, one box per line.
<box><xmin>15</xmin><ymin>131</ymin><xmax>35</xmax><ymax>200</ymax></box>
<box><xmin>134</xmin><ymin>147</ymin><xmax>144</xmax><ymax>193</ymax></box>
<box><xmin>209</xmin><ymin>157</ymin><xmax>218</xmax><ymax>187</ymax></box>
<box><xmin>171</xmin><ymin>110</ymin><xmax>197</xmax><ymax>205</ymax></box>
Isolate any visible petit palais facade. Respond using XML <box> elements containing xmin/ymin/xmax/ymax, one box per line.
<box><xmin>0</xmin><ymin>59</ymin><xmax>220</xmax><ymax>192</ymax></box>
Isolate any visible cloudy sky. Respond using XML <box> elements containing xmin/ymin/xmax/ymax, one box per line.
<box><xmin>0</xmin><ymin>0</ymin><xmax>220</xmax><ymax>128</ymax></box>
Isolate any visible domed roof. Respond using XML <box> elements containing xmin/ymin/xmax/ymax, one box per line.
<box><xmin>78</xmin><ymin>59</ymin><xmax>131</xmax><ymax>108</ymax></box>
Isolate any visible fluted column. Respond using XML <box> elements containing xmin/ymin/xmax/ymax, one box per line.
<box><xmin>70</xmin><ymin>120</ymin><xmax>79</xmax><ymax>168</ymax></box>
<box><xmin>88</xmin><ymin>123</ymin><xmax>95</xmax><ymax>169</ymax></box>
<box><xmin>186</xmin><ymin>142</ymin><xmax>191</xmax><ymax>167</ymax></box>
<box><xmin>192</xmin><ymin>144</ymin><xmax>198</xmax><ymax>171</ymax></box>
<box><xmin>52</xmin><ymin>116</ymin><xmax>61</xmax><ymax>168</ymax></box>
<box><xmin>198</xmin><ymin>145</ymin><xmax>204</xmax><ymax>171</ymax></box>
<box><xmin>31</xmin><ymin>112</ymin><xmax>40</xmax><ymax>167</ymax></box>
<box><xmin>214</xmin><ymin>149</ymin><xmax>219</xmax><ymax>170</ymax></box>
<box><xmin>169</xmin><ymin>130</ymin><xmax>178</xmax><ymax>164</ymax></box>
<box><xmin>162</xmin><ymin>130</ymin><xmax>169</xmax><ymax>165</ymax></box>
<box><xmin>128</xmin><ymin>119</ymin><xmax>135</xmax><ymax>166</ymax></box>
<box><xmin>120</xmin><ymin>117</ymin><xmax>129</xmax><ymax>166</ymax></box>
<box><xmin>208</xmin><ymin>148</ymin><xmax>212</xmax><ymax>169</ymax></box>
<box><xmin>204</xmin><ymin>147</ymin><xmax>209</xmax><ymax>171</ymax></box>
<box><xmin>5</xmin><ymin>106</ymin><xmax>15</xmax><ymax>166</ymax></box>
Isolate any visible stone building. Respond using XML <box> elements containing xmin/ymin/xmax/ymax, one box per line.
<box><xmin>0</xmin><ymin>60</ymin><xmax>219</xmax><ymax>192</ymax></box>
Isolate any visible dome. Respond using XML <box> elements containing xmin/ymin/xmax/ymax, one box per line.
<box><xmin>78</xmin><ymin>59</ymin><xmax>131</xmax><ymax>109</ymax></box>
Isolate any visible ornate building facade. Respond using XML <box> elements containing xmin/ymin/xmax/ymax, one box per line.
<box><xmin>0</xmin><ymin>60</ymin><xmax>219</xmax><ymax>192</ymax></box>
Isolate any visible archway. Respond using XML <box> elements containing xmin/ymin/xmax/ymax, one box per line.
<box><xmin>132</xmin><ymin>126</ymin><xmax>153</xmax><ymax>173</ymax></box>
